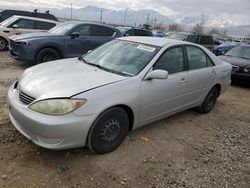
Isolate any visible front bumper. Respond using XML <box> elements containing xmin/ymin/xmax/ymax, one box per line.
<box><xmin>7</xmin><ymin>84</ymin><xmax>97</xmax><ymax>150</ymax></box>
<box><xmin>232</xmin><ymin>72</ymin><xmax>250</xmax><ymax>84</ymax></box>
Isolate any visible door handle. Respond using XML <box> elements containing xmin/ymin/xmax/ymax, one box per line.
<box><xmin>179</xmin><ymin>78</ymin><xmax>187</xmax><ymax>83</ymax></box>
<box><xmin>210</xmin><ymin>70</ymin><xmax>216</xmax><ymax>75</ymax></box>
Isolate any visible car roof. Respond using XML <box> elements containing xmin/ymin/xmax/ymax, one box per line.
<box><xmin>11</xmin><ymin>15</ymin><xmax>58</xmax><ymax>23</ymax></box>
<box><xmin>63</xmin><ymin>21</ymin><xmax>119</xmax><ymax>30</ymax></box>
<box><xmin>118</xmin><ymin>36</ymin><xmax>192</xmax><ymax>47</ymax></box>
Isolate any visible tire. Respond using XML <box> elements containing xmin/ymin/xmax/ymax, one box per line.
<box><xmin>87</xmin><ymin>107</ymin><xmax>129</xmax><ymax>154</ymax></box>
<box><xmin>197</xmin><ymin>87</ymin><xmax>219</xmax><ymax>114</ymax></box>
<box><xmin>0</xmin><ymin>37</ymin><xmax>8</xmax><ymax>51</ymax></box>
<box><xmin>36</xmin><ymin>48</ymin><xmax>61</xmax><ymax>64</ymax></box>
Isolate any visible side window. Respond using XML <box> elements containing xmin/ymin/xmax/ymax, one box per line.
<box><xmin>13</xmin><ymin>19</ymin><xmax>34</xmax><ymax>29</ymax></box>
<box><xmin>154</xmin><ymin>47</ymin><xmax>184</xmax><ymax>74</ymax></box>
<box><xmin>91</xmin><ymin>26</ymin><xmax>115</xmax><ymax>36</ymax></box>
<box><xmin>135</xmin><ymin>29</ymin><xmax>147</xmax><ymax>36</ymax></box>
<box><xmin>125</xmin><ymin>29</ymin><xmax>135</xmax><ymax>36</ymax></box>
<box><xmin>187</xmin><ymin>35</ymin><xmax>199</xmax><ymax>43</ymax></box>
<box><xmin>34</xmin><ymin>21</ymin><xmax>56</xmax><ymax>30</ymax></box>
<box><xmin>186</xmin><ymin>46</ymin><xmax>209</xmax><ymax>70</ymax></box>
<box><xmin>146</xmin><ymin>31</ymin><xmax>153</xmax><ymax>36</ymax></box>
<box><xmin>72</xmin><ymin>25</ymin><xmax>90</xmax><ymax>36</ymax></box>
<box><xmin>199</xmin><ymin>36</ymin><xmax>213</xmax><ymax>45</ymax></box>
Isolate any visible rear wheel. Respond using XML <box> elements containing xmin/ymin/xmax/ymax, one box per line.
<box><xmin>197</xmin><ymin>87</ymin><xmax>219</xmax><ymax>114</ymax></box>
<box><xmin>87</xmin><ymin>107</ymin><xmax>129</xmax><ymax>154</ymax></box>
<box><xmin>0</xmin><ymin>37</ymin><xmax>7</xmax><ymax>51</ymax></box>
<box><xmin>36</xmin><ymin>48</ymin><xmax>61</xmax><ymax>64</ymax></box>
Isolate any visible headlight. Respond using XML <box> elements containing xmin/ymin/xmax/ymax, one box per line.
<box><xmin>243</xmin><ymin>68</ymin><xmax>250</xmax><ymax>73</ymax></box>
<box><xmin>16</xmin><ymin>41</ymin><xmax>30</xmax><ymax>45</ymax></box>
<box><xmin>29</xmin><ymin>99</ymin><xmax>86</xmax><ymax>115</ymax></box>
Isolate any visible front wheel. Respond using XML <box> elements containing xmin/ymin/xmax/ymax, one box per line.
<box><xmin>197</xmin><ymin>87</ymin><xmax>219</xmax><ymax>114</ymax></box>
<box><xmin>36</xmin><ymin>48</ymin><xmax>61</xmax><ymax>64</ymax></box>
<box><xmin>87</xmin><ymin>107</ymin><xmax>129</xmax><ymax>154</ymax></box>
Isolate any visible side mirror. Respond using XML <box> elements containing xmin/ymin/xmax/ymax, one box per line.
<box><xmin>144</xmin><ymin>69</ymin><xmax>168</xmax><ymax>80</ymax></box>
<box><xmin>70</xmin><ymin>32</ymin><xmax>79</xmax><ymax>39</ymax></box>
<box><xmin>12</xmin><ymin>24</ymin><xmax>18</xmax><ymax>28</ymax></box>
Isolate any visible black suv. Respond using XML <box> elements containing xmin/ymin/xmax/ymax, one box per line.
<box><xmin>169</xmin><ymin>32</ymin><xmax>214</xmax><ymax>50</ymax></box>
<box><xmin>117</xmin><ymin>27</ymin><xmax>153</xmax><ymax>37</ymax></box>
<box><xmin>0</xmin><ymin>9</ymin><xmax>58</xmax><ymax>22</ymax></box>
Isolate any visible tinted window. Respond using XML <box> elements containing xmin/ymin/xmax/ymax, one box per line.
<box><xmin>91</xmin><ymin>25</ymin><xmax>115</xmax><ymax>36</ymax></box>
<box><xmin>199</xmin><ymin>36</ymin><xmax>213</xmax><ymax>45</ymax></box>
<box><xmin>12</xmin><ymin>19</ymin><xmax>34</xmax><ymax>29</ymax></box>
<box><xmin>187</xmin><ymin>35</ymin><xmax>199</xmax><ymax>43</ymax></box>
<box><xmin>125</xmin><ymin>29</ymin><xmax>135</xmax><ymax>36</ymax></box>
<box><xmin>72</xmin><ymin>25</ymin><xmax>90</xmax><ymax>36</ymax></box>
<box><xmin>146</xmin><ymin>31</ymin><xmax>153</xmax><ymax>36</ymax></box>
<box><xmin>34</xmin><ymin>21</ymin><xmax>56</xmax><ymax>30</ymax></box>
<box><xmin>154</xmin><ymin>47</ymin><xmax>184</xmax><ymax>74</ymax></box>
<box><xmin>186</xmin><ymin>46</ymin><xmax>209</xmax><ymax>70</ymax></box>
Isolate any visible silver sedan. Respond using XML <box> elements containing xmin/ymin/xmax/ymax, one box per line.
<box><xmin>7</xmin><ymin>37</ymin><xmax>232</xmax><ymax>154</ymax></box>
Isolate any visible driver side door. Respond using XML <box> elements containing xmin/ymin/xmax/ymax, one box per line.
<box><xmin>140</xmin><ymin>46</ymin><xmax>188</xmax><ymax>125</ymax></box>
<box><xmin>64</xmin><ymin>24</ymin><xmax>92</xmax><ymax>58</ymax></box>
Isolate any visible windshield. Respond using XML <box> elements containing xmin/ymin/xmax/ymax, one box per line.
<box><xmin>169</xmin><ymin>33</ymin><xmax>188</xmax><ymax>41</ymax></box>
<box><xmin>48</xmin><ymin>22</ymin><xmax>75</xmax><ymax>35</ymax></box>
<box><xmin>0</xmin><ymin>16</ymin><xmax>18</xmax><ymax>27</ymax></box>
<box><xmin>83</xmin><ymin>40</ymin><xmax>159</xmax><ymax>76</ymax></box>
<box><xmin>226</xmin><ymin>46</ymin><xmax>250</xmax><ymax>59</ymax></box>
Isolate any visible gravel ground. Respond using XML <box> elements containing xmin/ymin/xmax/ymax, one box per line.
<box><xmin>0</xmin><ymin>51</ymin><xmax>250</xmax><ymax>188</ymax></box>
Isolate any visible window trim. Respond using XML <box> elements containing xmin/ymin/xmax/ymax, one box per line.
<box><xmin>8</xmin><ymin>18</ymin><xmax>35</xmax><ymax>29</ymax></box>
<box><xmin>70</xmin><ymin>24</ymin><xmax>91</xmax><ymax>37</ymax></box>
<box><xmin>152</xmin><ymin>45</ymin><xmax>187</xmax><ymax>75</ymax></box>
<box><xmin>183</xmin><ymin>44</ymin><xmax>215</xmax><ymax>71</ymax></box>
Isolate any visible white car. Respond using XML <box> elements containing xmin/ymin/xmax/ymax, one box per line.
<box><xmin>8</xmin><ymin>37</ymin><xmax>232</xmax><ymax>154</ymax></box>
<box><xmin>0</xmin><ymin>15</ymin><xmax>58</xmax><ymax>51</ymax></box>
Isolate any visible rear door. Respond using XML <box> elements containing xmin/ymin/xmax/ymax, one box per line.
<box><xmin>140</xmin><ymin>46</ymin><xmax>188</xmax><ymax>124</ymax></box>
<box><xmin>183</xmin><ymin>45</ymin><xmax>216</xmax><ymax>107</ymax></box>
<box><xmin>90</xmin><ymin>25</ymin><xmax>116</xmax><ymax>50</ymax></box>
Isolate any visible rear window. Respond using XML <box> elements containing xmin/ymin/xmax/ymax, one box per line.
<box><xmin>91</xmin><ymin>25</ymin><xmax>115</xmax><ymax>36</ymax></box>
<box><xmin>34</xmin><ymin>21</ymin><xmax>56</xmax><ymax>30</ymax></box>
<box><xmin>199</xmin><ymin>36</ymin><xmax>213</xmax><ymax>45</ymax></box>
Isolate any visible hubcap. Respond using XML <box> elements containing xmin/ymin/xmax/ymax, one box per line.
<box><xmin>99</xmin><ymin>119</ymin><xmax>121</xmax><ymax>145</ymax></box>
<box><xmin>42</xmin><ymin>53</ymin><xmax>56</xmax><ymax>62</ymax></box>
<box><xmin>207</xmin><ymin>94</ymin><xmax>215</xmax><ymax>109</ymax></box>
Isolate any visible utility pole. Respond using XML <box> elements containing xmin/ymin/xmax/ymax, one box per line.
<box><xmin>123</xmin><ymin>9</ymin><xmax>128</xmax><ymax>26</ymax></box>
<box><xmin>100</xmin><ymin>10</ymin><xmax>103</xmax><ymax>23</ymax></box>
<box><xmin>147</xmin><ymin>13</ymin><xmax>150</xmax><ymax>24</ymax></box>
<box><xmin>70</xmin><ymin>3</ymin><xmax>72</xmax><ymax>20</ymax></box>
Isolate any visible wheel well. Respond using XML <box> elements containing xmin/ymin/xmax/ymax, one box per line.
<box><xmin>0</xmin><ymin>36</ymin><xmax>7</xmax><ymax>43</ymax></box>
<box><xmin>37</xmin><ymin>46</ymin><xmax>63</xmax><ymax>58</ymax></box>
<box><xmin>115</xmin><ymin>105</ymin><xmax>134</xmax><ymax>131</ymax></box>
<box><xmin>214</xmin><ymin>84</ymin><xmax>221</xmax><ymax>97</ymax></box>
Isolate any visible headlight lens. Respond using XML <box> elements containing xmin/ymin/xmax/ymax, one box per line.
<box><xmin>243</xmin><ymin>68</ymin><xmax>250</xmax><ymax>73</ymax></box>
<box><xmin>29</xmin><ymin>99</ymin><xmax>86</xmax><ymax>115</ymax></box>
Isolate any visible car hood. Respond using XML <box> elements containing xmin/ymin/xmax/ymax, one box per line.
<box><xmin>19</xmin><ymin>58</ymin><xmax>128</xmax><ymax>100</ymax></box>
<box><xmin>218</xmin><ymin>55</ymin><xmax>250</xmax><ymax>67</ymax></box>
<box><xmin>8</xmin><ymin>32</ymin><xmax>61</xmax><ymax>41</ymax></box>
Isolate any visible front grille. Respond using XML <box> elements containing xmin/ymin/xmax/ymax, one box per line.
<box><xmin>232</xmin><ymin>65</ymin><xmax>239</xmax><ymax>73</ymax></box>
<box><xmin>19</xmin><ymin>91</ymin><xmax>36</xmax><ymax>105</ymax></box>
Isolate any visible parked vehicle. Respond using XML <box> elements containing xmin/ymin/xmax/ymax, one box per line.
<box><xmin>152</xmin><ymin>31</ymin><xmax>166</xmax><ymax>38</ymax></box>
<box><xmin>0</xmin><ymin>15</ymin><xmax>58</xmax><ymax>51</ymax></box>
<box><xmin>7</xmin><ymin>37</ymin><xmax>232</xmax><ymax>154</ymax></box>
<box><xmin>169</xmin><ymin>32</ymin><xmax>214</xmax><ymax>51</ymax></box>
<box><xmin>117</xmin><ymin>27</ymin><xmax>153</xmax><ymax>37</ymax></box>
<box><xmin>0</xmin><ymin>9</ymin><xmax>58</xmax><ymax>22</ymax></box>
<box><xmin>8</xmin><ymin>21</ymin><xmax>122</xmax><ymax>64</ymax></box>
<box><xmin>218</xmin><ymin>44</ymin><xmax>250</xmax><ymax>84</ymax></box>
<box><xmin>213</xmin><ymin>42</ymin><xmax>236</xmax><ymax>56</ymax></box>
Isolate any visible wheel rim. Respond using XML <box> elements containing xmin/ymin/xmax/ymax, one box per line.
<box><xmin>99</xmin><ymin>119</ymin><xmax>121</xmax><ymax>145</ymax></box>
<box><xmin>42</xmin><ymin>52</ymin><xmax>57</xmax><ymax>62</ymax></box>
<box><xmin>206</xmin><ymin>93</ymin><xmax>215</xmax><ymax>110</ymax></box>
<box><xmin>0</xmin><ymin>39</ymin><xmax>5</xmax><ymax>50</ymax></box>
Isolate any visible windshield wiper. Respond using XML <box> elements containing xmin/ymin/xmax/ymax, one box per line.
<box><xmin>80</xmin><ymin>57</ymin><xmax>131</xmax><ymax>77</ymax></box>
